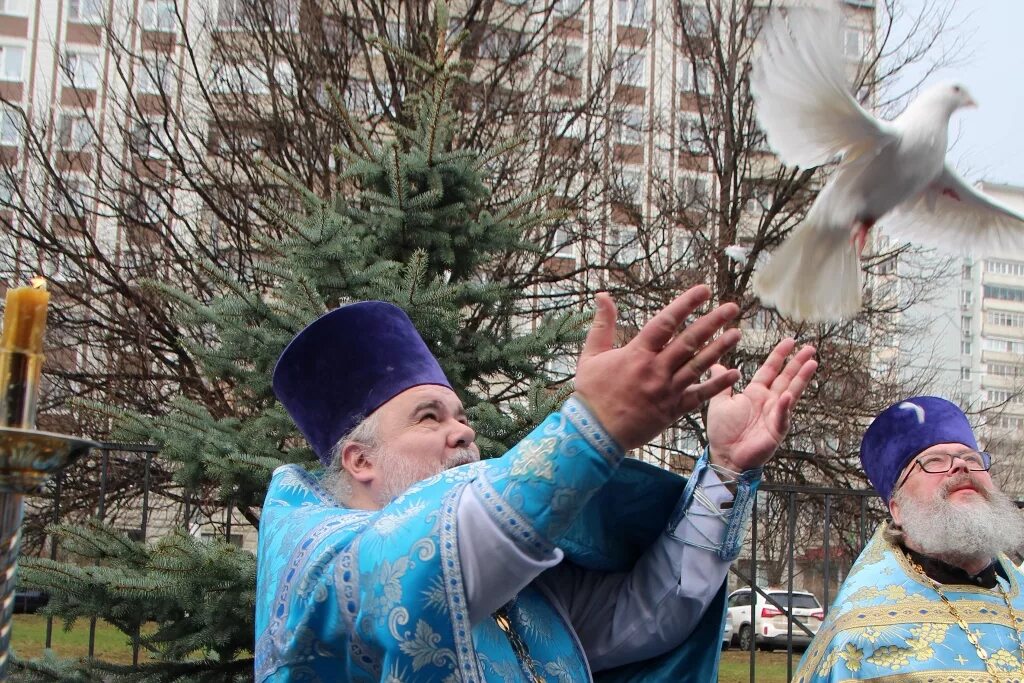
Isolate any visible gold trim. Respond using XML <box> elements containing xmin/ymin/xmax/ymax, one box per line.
<box><xmin>798</xmin><ymin>528</ymin><xmax>1024</xmax><ymax>676</ymax></box>
<box><xmin>836</xmin><ymin>673</ymin><xmax>1023</xmax><ymax>683</ymax></box>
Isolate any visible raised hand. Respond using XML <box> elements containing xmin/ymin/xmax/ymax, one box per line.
<box><xmin>574</xmin><ymin>286</ymin><xmax>742</xmax><ymax>451</ymax></box>
<box><xmin>706</xmin><ymin>339</ymin><xmax>818</xmax><ymax>472</ymax></box>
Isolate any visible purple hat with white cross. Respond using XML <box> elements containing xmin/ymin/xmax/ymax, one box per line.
<box><xmin>859</xmin><ymin>396</ymin><xmax>978</xmax><ymax>502</ymax></box>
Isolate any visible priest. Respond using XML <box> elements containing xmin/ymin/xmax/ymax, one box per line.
<box><xmin>255</xmin><ymin>286</ymin><xmax>817</xmax><ymax>682</ymax></box>
<box><xmin>795</xmin><ymin>396</ymin><xmax>1024</xmax><ymax>681</ymax></box>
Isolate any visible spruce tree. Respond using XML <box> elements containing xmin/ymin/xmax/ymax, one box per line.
<box><xmin>13</xmin><ymin>12</ymin><xmax>585</xmax><ymax>680</ymax></box>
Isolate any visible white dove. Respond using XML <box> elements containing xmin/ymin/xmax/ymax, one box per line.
<box><xmin>749</xmin><ymin>4</ymin><xmax>1024</xmax><ymax>323</ymax></box>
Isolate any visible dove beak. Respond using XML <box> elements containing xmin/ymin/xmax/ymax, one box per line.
<box><xmin>965</xmin><ymin>96</ymin><xmax>978</xmax><ymax>108</ymax></box>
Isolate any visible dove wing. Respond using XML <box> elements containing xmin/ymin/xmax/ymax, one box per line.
<box><xmin>882</xmin><ymin>165</ymin><xmax>1024</xmax><ymax>256</ymax></box>
<box><xmin>750</xmin><ymin>7</ymin><xmax>896</xmax><ymax>169</ymax></box>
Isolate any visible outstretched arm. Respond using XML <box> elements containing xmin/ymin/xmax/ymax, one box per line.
<box><xmin>539</xmin><ymin>341</ymin><xmax>818</xmax><ymax>671</ymax></box>
<box><xmin>459</xmin><ymin>286</ymin><xmax>742</xmax><ymax>623</ymax></box>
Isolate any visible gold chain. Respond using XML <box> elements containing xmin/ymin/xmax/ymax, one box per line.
<box><xmin>494</xmin><ymin>604</ymin><xmax>545</xmax><ymax>683</ymax></box>
<box><xmin>909</xmin><ymin>558</ymin><xmax>1024</xmax><ymax>681</ymax></box>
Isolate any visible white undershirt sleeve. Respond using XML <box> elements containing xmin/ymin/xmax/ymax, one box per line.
<box><xmin>536</xmin><ymin>468</ymin><xmax>734</xmax><ymax>671</ymax></box>
<box><xmin>456</xmin><ymin>485</ymin><xmax>564</xmax><ymax>625</ymax></box>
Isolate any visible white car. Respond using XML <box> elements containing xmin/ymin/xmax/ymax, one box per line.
<box><xmin>722</xmin><ymin>609</ymin><xmax>733</xmax><ymax>648</ymax></box>
<box><xmin>726</xmin><ymin>588</ymin><xmax>824</xmax><ymax>651</ymax></box>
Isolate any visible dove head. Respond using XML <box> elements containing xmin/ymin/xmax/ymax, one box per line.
<box><xmin>919</xmin><ymin>82</ymin><xmax>977</xmax><ymax>116</ymax></box>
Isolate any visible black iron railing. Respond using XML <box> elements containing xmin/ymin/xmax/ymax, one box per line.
<box><xmin>25</xmin><ymin>446</ymin><xmax>906</xmax><ymax>679</ymax></box>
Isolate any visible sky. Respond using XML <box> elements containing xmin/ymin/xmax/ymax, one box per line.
<box><xmin>890</xmin><ymin>0</ymin><xmax>1024</xmax><ymax>187</ymax></box>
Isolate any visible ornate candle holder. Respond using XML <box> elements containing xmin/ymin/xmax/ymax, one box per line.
<box><xmin>0</xmin><ymin>347</ymin><xmax>97</xmax><ymax>676</ymax></box>
<box><xmin>0</xmin><ymin>428</ymin><xmax>96</xmax><ymax>676</ymax></box>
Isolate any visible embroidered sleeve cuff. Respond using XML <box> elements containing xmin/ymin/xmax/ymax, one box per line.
<box><xmin>563</xmin><ymin>395</ymin><xmax>625</xmax><ymax>466</ymax></box>
<box><xmin>667</xmin><ymin>449</ymin><xmax>762</xmax><ymax>561</ymax></box>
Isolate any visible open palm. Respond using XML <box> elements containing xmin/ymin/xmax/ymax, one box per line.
<box><xmin>706</xmin><ymin>340</ymin><xmax>817</xmax><ymax>472</ymax></box>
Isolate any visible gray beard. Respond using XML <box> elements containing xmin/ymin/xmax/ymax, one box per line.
<box><xmin>373</xmin><ymin>446</ymin><xmax>478</xmax><ymax>507</ymax></box>
<box><xmin>894</xmin><ymin>473</ymin><xmax>1024</xmax><ymax>566</ymax></box>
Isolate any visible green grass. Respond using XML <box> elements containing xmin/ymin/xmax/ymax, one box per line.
<box><xmin>719</xmin><ymin>649</ymin><xmax>805</xmax><ymax>682</ymax></box>
<box><xmin>11</xmin><ymin>614</ymin><xmax>147</xmax><ymax>664</ymax></box>
<box><xmin>11</xmin><ymin>615</ymin><xmax>795</xmax><ymax>680</ymax></box>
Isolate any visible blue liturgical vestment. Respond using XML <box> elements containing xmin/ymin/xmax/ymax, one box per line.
<box><xmin>255</xmin><ymin>398</ymin><xmax>739</xmax><ymax>682</ymax></box>
<box><xmin>795</xmin><ymin>524</ymin><xmax>1024</xmax><ymax>682</ymax></box>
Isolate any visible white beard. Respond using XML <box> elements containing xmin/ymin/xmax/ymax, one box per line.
<box><xmin>373</xmin><ymin>446</ymin><xmax>478</xmax><ymax>507</ymax></box>
<box><xmin>894</xmin><ymin>473</ymin><xmax>1024</xmax><ymax>565</ymax></box>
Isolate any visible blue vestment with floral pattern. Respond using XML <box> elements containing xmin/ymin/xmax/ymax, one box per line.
<box><xmin>795</xmin><ymin>524</ymin><xmax>1024</xmax><ymax>682</ymax></box>
<box><xmin>255</xmin><ymin>398</ymin><xmax>729</xmax><ymax>682</ymax></box>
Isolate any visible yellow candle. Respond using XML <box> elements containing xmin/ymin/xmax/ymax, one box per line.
<box><xmin>1</xmin><ymin>278</ymin><xmax>49</xmax><ymax>355</ymax></box>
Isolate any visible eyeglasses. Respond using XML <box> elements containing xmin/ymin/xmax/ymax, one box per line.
<box><xmin>895</xmin><ymin>450</ymin><xmax>992</xmax><ymax>491</ymax></box>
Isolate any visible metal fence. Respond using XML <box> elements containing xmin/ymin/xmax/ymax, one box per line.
<box><xmin>22</xmin><ymin>445</ymin><xmax>896</xmax><ymax>679</ymax></box>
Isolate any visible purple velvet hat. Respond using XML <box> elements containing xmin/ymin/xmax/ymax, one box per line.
<box><xmin>272</xmin><ymin>301</ymin><xmax>452</xmax><ymax>464</ymax></box>
<box><xmin>860</xmin><ymin>396</ymin><xmax>978</xmax><ymax>502</ymax></box>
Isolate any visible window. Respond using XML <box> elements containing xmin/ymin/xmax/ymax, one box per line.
<box><xmin>142</xmin><ymin>0</ymin><xmax>176</xmax><ymax>31</ymax></box>
<box><xmin>671</xmin><ymin>230</ymin><xmax>691</xmax><ymax>259</ymax></box>
<box><xmin>217</xmin><ymin>0</ymin><xmax>297</xmax><ymax>31</ymax></box>
<box><xmin>986</xmin><ymin>259</ymin><xmax>1024</xmax><ymax>277</ymax></box>
<box><xmin>0</xmin><ymin>172</ymin><xmax>17</xmax><ymax>204</ymax></box>
<box><xmin>678</xmin><ymin>113</ymin><xmax>708</xmax><ymax>154</ymax></box>
<box><xmin>617</xmin><ymin>106</ymin><xmax>643</xmax><ymax>145</ymax></box>
<box><xmin>618</xmin><ymin>167</ymin><xmax>643</xmax><ymax>205</ymax></box>
<box><xmin>843</xmin><ymin>29</ymin><xmax>867</xmax><ymax>59</ymax></box>
<box><xmin>983</xmin><ymin>337</ymin><xmax>1024</xmax><ymax>355</ymax></box>
<box><xmin>56</xmin><ymin>114</ymin><xmax>94</xmax><ymax>150</ymax></box>
<box><xmin>0</xmin><ymin>107</ymin><xmax>21</xmax><ymax>145</ymax></box>
<box><xmin>0</xmin><ymin>0</ymin><xmax>27</xmax><ymax>17</ymax></box>
<box><xmin>986</xmin><ymin>363</ymin><xmax>1023</xmax><ymax>378</ymax></box>
<box><xmin>984</xmin><ymin>285</ymin><xmax>1024</xmax><ymax>303</ymax></box>
<box><xmin>217</xmin><ymin>0</ymin><xmax>246</xmax><ymax>29</ymax></box>
<box><xmin>616</xmin><ymin>0</ymin><xmax>645</xmax><ymax>26</ymax></box>
<box><xmin>987</xmin><ymin>310</ymin><xmax>1024</xmax><ymax>329</ymax></box>
<box><xmin>137</xmin><ymin>53</ymin><xmax>174</xmax><ymax>95</ymax></box>
<box><xmin>679</xmin><ymin>174</ymin><xmax>709</xmax><ymax>207</ymax></box>
<box><xmin>0</xmin><ymin>45</ymin><xmax>24</xmax><ymax>82</ymax></box>
<box><xmin>554</xmin><ymin>0</ymin><xmax>582</xmax><ymax>16</ymax></box>
<box><xmin>960</xmin><ymin>340</ymin><xmax>972</xmax><ymax>355</ymax></box>
<box><xmin>609</xmin><ymin>225</ymin><xmax>639</xmax><ymax>265</ymax></box>
<box><xmin>61</xmin><ymin>52</ymin><xmax>101</xmax><ymax>89</ymax></box>
<box><xmin>68</xmin><ymin>0</ymin><xmax>102</xmax><ymax>23</ymax></box>
<box><xmin>961</xmin><ymin>315</ymin><xmax>972</xmax><ymax>334</ymax></box>
<box><xmin>678</xmin><ymin>4</ymin><xmax>711</xmax><ymax>35</ymax></box>
<box><xmin>552</xmin><ymin>226</ymin><xmax>574</xmax><ymax>258</ymax></box>
<box><xmin>615</xmin><ymin>51</ymin><xmax>645</xmax><ymax>87</ymax></box>
<box><xmin>961</xmin><ymin>289</ymin><xmax>973</xmax><ymax>305</ymax></box>
<box><xmin>128</xmin><ymin>186</ymin><xmax>169</xmax><ymax>225</ymax></box>
<box><xmin>555</xmin><ymin>111</ymin><xmax>583</xmax><ymax>139</ymax></box>
<box><xmin>131</xmin><ymin>117</ymin><xmax>172</xmax><ymax>159</ymax></box>
<box><xmin>210</xmin><ymin>60</ymin><xmax>268</xmax><ymax>95</ymax></box>
<box><xmin>960</xmin><ymin>367</ymin><xmax>971</xmax><ymax>381</ymax></box>
<box><xmin>50</xmin><ymin>176</ymin><xmax>88</xmax><ymax>215</ymax></box>
<box><xmin>986</xmin><ymin>390</ymin><xmax>1023</xmax><ymax>405</ymax></box>
<box><xmin>962</xmin><ymin>263</ymin><xmax>973</xmax><ymax>279</ymax></box>
<box><xmin>551</xmin><ymin>42</ymin><xmax>584</xmax><ymax>81</ymax></box>
<box><xmin>678</xmin><ymin>58</ymin><xmax>711</xmax><ymax>94</ymax></box>
<box><xmin>68</xmin><ymin>0</ymin><xmax>103</xmax><ymax>23</ymax></box>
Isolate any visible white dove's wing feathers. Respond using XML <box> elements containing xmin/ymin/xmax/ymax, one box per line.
<box><xmin>883</xmin><ymin>165</ymin><xmax>1024</xmax><ymax>256</ymax></box>
<box><xmin>749</xmin><ymin>6</ymin><xmax>896</xmax><ymax>169</ymax></box>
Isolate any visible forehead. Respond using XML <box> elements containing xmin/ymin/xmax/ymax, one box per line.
<box><xmin>378</xmin><ymin>384</ymin><xmax>464</xmax><ymax>417</ymax></box>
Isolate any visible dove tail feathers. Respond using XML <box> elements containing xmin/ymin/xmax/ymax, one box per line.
<box><xmin>753</xmin><ymin>219</ymin><xmax>862</xmax><ymax>323</ymax></box>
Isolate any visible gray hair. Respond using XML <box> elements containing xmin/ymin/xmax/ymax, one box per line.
<box><xmin>322</xmin><ymin>412</ymin><xmax>381</xmax><ymax>505</ymax></box>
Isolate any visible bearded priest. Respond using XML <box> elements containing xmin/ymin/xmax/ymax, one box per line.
<box><xmin>795</xmin><ymin>396</ymin><xmax>1024</xmax><ymax>682</ymax></box>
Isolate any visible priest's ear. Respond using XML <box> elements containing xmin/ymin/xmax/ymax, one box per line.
<box><xmin>341</xmin><ymin>442</ymin><xmax>376</xmax><ymax>483</ymax></box>
<box><xmin>888</xmin><ymin>497</ymin><xmax>903</xmax><ymax>527</ymax></box>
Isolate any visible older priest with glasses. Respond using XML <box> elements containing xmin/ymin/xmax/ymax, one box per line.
<box><xmin>795</xmin><ymin>396</ymin><xmax>1024</xmax><ymax>682</ymax></box>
